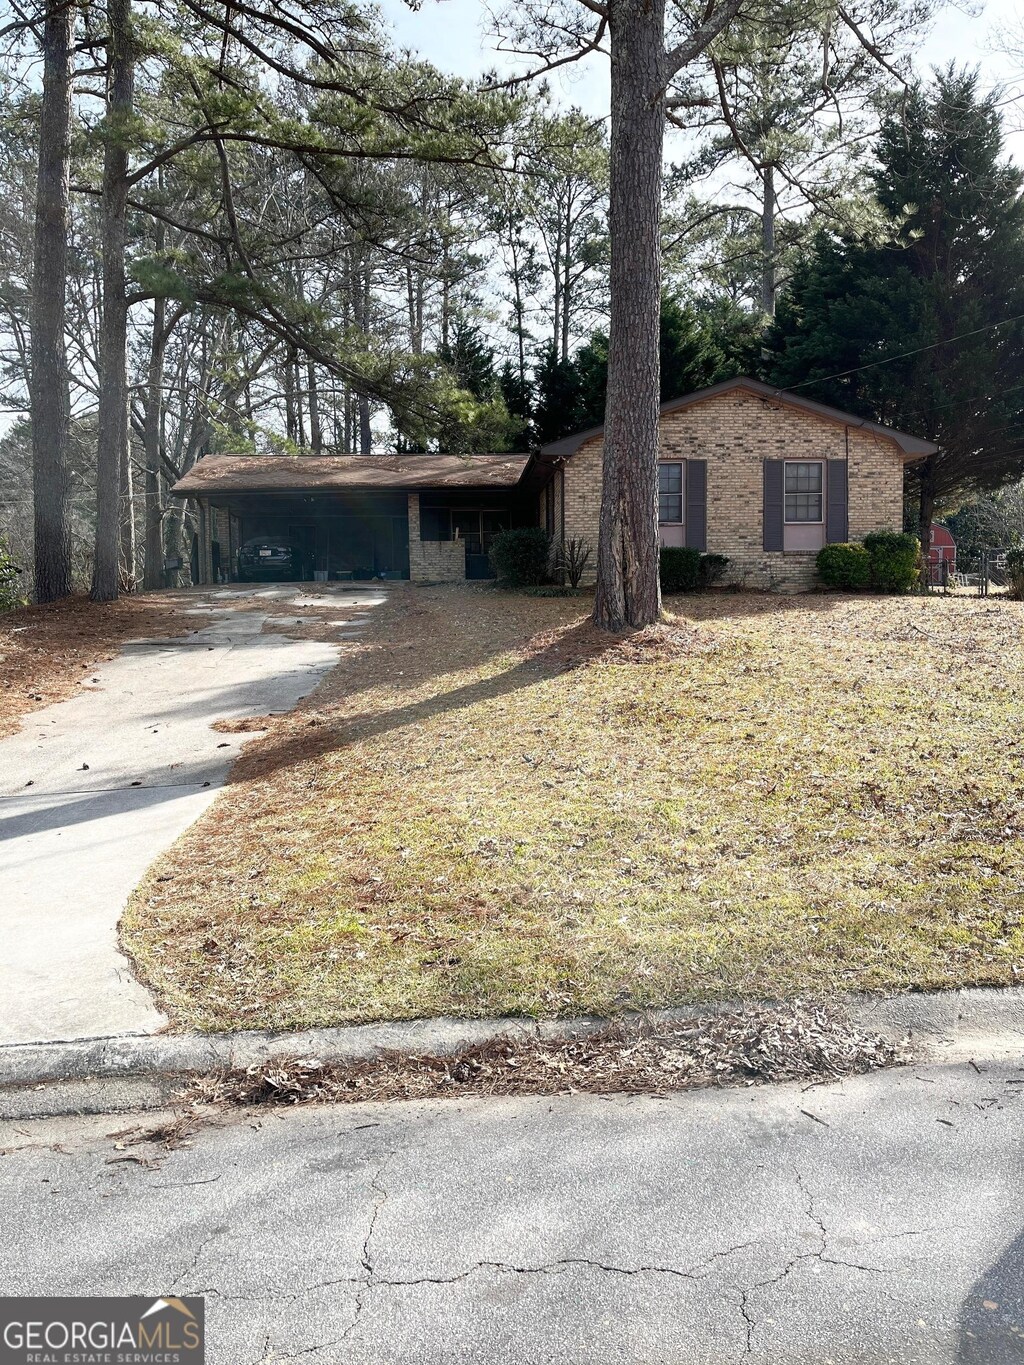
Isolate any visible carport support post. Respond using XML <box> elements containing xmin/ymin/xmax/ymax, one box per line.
<box><xmin>197</xmin><ymin>501</ymin><xmax>213</xmax><ymax>585</ymax></box>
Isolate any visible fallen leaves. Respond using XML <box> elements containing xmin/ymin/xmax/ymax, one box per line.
<box><xmin>184</xmin><ymin>1005</ymin><xmax>912</xmax><ymax>1108</ymax></box>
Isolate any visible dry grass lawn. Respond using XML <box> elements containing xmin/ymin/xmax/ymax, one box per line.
<box><xmin>122</xmin><ymin>585</ymin><xmax>1024</xmax><ymax>1031</ymax></box>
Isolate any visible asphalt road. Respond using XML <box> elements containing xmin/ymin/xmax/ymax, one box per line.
<box><xmin>2</xmin><ymin>1056</ymin><xmax>1022</xmax><ymax>1363</ymax></box>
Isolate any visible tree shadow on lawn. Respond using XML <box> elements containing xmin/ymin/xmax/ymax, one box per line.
<box><xmin>668</xmin><ymin>587</ymin><xmax>848</xmax><ymax>623</ymax></box>
<box><xmin>222</xmin><ymin>613</ymin><xmax>688</xmax><ymax>786</ymax></box>
<box><xmin>321</xmin><ymin>585</ymin><xmax>843</xmax><ymax>704</ymax></box>
<box><xmin>218</xmin><ymin>587</ymin><xmax>845</xmax><ymax>787</ymax></box>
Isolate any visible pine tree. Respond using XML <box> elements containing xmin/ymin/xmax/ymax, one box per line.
<box><xmin>764</xmin><ymin>68</ymin><xmax>1024</xmax><ymax>548</ymax></box>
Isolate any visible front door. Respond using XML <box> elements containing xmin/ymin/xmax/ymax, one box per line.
<box><xmin>452</xmin><ymin>510</ymin><xmax>508</xmax><ymax>579</ymax></box>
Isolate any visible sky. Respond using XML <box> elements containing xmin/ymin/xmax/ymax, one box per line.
<box><xmin>379</xmin><ymin>0</ymin><xmax>1024</xmax><ymax>160</ymax></box>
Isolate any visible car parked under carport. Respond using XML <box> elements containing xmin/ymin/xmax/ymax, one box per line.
<box><xmin>171</xmin><ymin>452</ymin><xmax>542</xmax><ymax>585</ymax></box>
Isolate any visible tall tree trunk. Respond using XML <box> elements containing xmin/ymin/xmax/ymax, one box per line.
<box><xmin>120</xmin><ymin>438</ymin><xmax>136</xmax><ymax>590</ymax></box>
<box><xmin>357</xmin><ymin>268</ymin><xmax>371</xmax><ymax>452</ymax></box>
<box><xmin>30</xmin><ymin>0</ymin><xmax>73</xmax><ymax>603</ymax></box>
<box><xmin>560</xmin><ymin>254</ymin><xmax>571</xmax><ymax>361</ymax></box>
<box><xmin>440</xmin><ymin>246</ymin><xmax>451</xmax><ymax>352</ymax></box>
<box><xmin>307</xmin><ymin>362</ymin><xmax>322</xmax><ymax>452</ymax></box>
<box><xmin>552</xmin><ymin>233</ymin><xmax>562</xmax><ymax>360</ymax></box>
<box><xmin>293</xmin><ymin>352</ymin><xmax>306</xmax><ymax>447</ymax></box>
<box><xmin>91</xmin><ymin>0</ymin><xmax>133</xmax><ymax>602</ymax></box>
<box><xmin>593</xmin><ymin>0</ymin><xmax>664</xmax><ymax>631</ymax></box>
<box><xmin>510</xmin><ymin>233</ymin><xmax>528</xmax><ymax>389</ymax></box>
<box><xmin>164</xmin><ymin>498</ymin><xmax>185</xmax><ymax>587</ymax></box>
<box><xmin>142</xmin><ymin>288</ymin><xmax>166</xmax><ymax>590</ymax></box>
<box><xmin>406</xmin><ymin>265</ymin><xmax>424</xmax><ymax>355</ymax></box>
<box><xmin>918</xmin><ymin>457</ymin><xmax>936</xmax><ymax>580</ymax></box>
<box><xmin>761</xmin><ymin>163</ymin><xmax>776</xmax><ymax>319</ymax></box>
<box><xmin>284</xmin><ymin>348</ymin><xmax>297</xmax><ymax>441</ymax></box>
<box><xmin>561</xmin><ymin>198</ymin><xmax>573</xmax><ymax>361</ymax></box>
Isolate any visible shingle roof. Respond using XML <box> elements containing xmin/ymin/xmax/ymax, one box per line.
<box><xmin>538</xmin><ymin>377</ymin><xmax>939</xmax><ymax>460</ymax></box>
<box><xmin>171</xmin><ymin>452</ymin><xmax>533</xmax><ymax>495</ymax></box>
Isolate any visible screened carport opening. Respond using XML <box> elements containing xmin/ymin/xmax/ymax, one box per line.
<box><xmin>211</xmin><ymin>490</ymin><xmax>410</xmax><ymax>581</ymax></box>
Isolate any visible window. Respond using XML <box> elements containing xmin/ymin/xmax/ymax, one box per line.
<box><xmin>785</xmin><ymin>462</ymin><xmax>823</xmax><ymax>523</ymax></box>
<box><xmin>659</xmin><ymin>462</ymin><xmax>683</xmax><ymax>524</ymax></box>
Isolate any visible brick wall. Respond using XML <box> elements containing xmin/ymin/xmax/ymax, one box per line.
<box><xmin>557</xmin><ymin>389</ymin><xmax>906</xmax><ymax>590</ymax></box>
<box><xmin>407</xmin><ymin>493</ymin><xmax>466</xmax><ymax>583</ymax></box>
<box><xmin>197</xmin><ymin>503</ymin><xmax>227</xmax><ymax>584</ymax></box>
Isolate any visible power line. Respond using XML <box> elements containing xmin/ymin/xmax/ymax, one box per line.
<box><xmin>780</xmin><ymin>310</ymin><xmax>1024</xmax><ymax>393</ymax></box>
<box><xmin>897</xmin><ymin>379</ymin><xmax>1024</xmax><ymax>422</ymax></box>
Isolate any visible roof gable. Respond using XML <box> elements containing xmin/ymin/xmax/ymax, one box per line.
<box><xmin>539</xmin><ymin>376</ymin><xmax>938</xmax><ymax>460</ymax></box>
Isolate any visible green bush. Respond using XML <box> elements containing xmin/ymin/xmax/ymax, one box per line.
<box><xmin>863</xmin><ymin>531</ymin><xmax>921</xmax><ymax>594</ymax></box>
<box><xmin>659</xmin><ymin>546</ymin><xmax>701</xmax><ymax>594</ymax></box>
<box><xmin>698</xmin><ymin>553</ymin><xmax>730</xmax><ymax>588</ymax></box>
<box><xmin>0</xmin><ymin>536</ymin><xmax>24</xmax><ymax>611</ymax></box>
<box><xmin>660</xmin><ymin>548</ymin><xmax>730</xmax><ymax>594</ymax></box>
<box><xmin>816</xmin><ymin>542</ymin><xmax>872</xmax><ymax>591</ymax></box>
<box><xmin>489</xmin><ymin>527</ymin><xmax>551</xmax><ymax>587</ymax></box>
<box><xmin>1007</xmin><ymin>547</ymin><xmax>1024</xmax><ymax>600</ymax></box>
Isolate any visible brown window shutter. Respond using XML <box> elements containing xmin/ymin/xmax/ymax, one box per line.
<box><xmin>684</xmin><ymin>459</ymin><xmax>707</xmax><ymax>552</ymax></box>
<box><xmin>763</xmin><ymin>460</ymin><xmax>784</xmax><ymax>551</ymax></box>
<box><xmin>826</xmin><ymin>460</ymin><xmax>849</xmax><ymax>543</ymax></box>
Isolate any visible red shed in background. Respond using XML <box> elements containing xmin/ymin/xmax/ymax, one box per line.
<box><xmin>928</xmin><ymin>525</ymin><xmax>957</xmax><ymax>575</ymax></box>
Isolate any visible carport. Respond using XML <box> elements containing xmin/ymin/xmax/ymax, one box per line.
<box><xmin>171</xmin><ymin>453</ymin><xmax>535</xmax><ymax>584</ymax></box>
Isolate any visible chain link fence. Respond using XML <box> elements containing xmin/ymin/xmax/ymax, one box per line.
<box><xmin>923</xmin><ymin>548</ymin><xmax>1013</xmax><ymax>596</ymax></box>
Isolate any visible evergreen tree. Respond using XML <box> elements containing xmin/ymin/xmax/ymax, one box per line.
<box><xmin>531</xmin><ymin>344</ymin><xmax>585</xmax><ymax>446</ymax></box>
<box><xmin>498</xmin><ymin>361</ymin><xmax>532</xmax><ymax>446</ymax></box>
<box><xmin>440</xmin><ymin>318</ymin><xmax>498</xmax><ymax>401</ymax></box>
<box><xmin>534</xmin><ymin>295</ymin><xmax>762</xmax><ymax>444</ymax></box>
<box><xmin>764</xmin><ymin>68</ymin><xmax>1024</xmax><ymax>548</ymax></box>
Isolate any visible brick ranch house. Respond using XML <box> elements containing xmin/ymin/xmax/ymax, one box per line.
<box><xmin>172</xmin><ymin>377</ymin><xmax>937</xmax><ymax>591</ymax></box>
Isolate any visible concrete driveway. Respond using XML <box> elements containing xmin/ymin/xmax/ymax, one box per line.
<box><xmin>0</xmin><ymin>584</ymin><xmax>384</xmax><ymax>1046</ymax></box>
<box><xmin>1</xmin><ymin>1056</ymin><xmax>1021</xmax><ymax>1363</ymax></box>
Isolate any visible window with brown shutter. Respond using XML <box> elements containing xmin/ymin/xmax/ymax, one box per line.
<box><xmin>658</xmin><ymin>462</ymin><xmax>683</xmax><ymax>524</ymax></box>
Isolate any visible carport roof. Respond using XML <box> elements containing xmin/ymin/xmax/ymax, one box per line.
<box><xmin>171</xmin><ymin>452</ymin><xmax>532</xmax><ymax>496</ymax></box>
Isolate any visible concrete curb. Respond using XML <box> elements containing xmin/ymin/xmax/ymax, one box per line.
<box><xmin>2</xmin><ymin>985</ymin><xmax>1023</xmax><ymax>1103</ymax></box>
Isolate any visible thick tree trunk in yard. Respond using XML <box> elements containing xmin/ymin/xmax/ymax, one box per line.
<box><xmin>30</xmin><ymin>0</ymin><xmax>73</xmax><ymax>603</ymax></box>
<box><xmin>593</xmin><ymin>0</ymin><xmax>665</xmax><ymax>632</ymax></box>
<box><xmin>142</xmin><ymin>189</ymin><xmax>170</xmax><ymax>592</ymax></box>
<box><xmin>91</xmin><ymin>0</ymin><xmax>134</xmax><ymax>602</ymax></box>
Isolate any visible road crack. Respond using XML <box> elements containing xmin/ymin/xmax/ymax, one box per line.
<box><xmin>733</xmin><ymin>1173</ymin><xmax>902</xmax><ymax>1358</ymax></box>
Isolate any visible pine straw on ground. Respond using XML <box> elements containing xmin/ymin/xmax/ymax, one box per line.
<box><xmin>123</xmin><ymin>584</ymin><xmax>1024</xmax><ymax>1031</ymax></box>
<box><xmin>182</xmin><ymin>1006</ymin><xmax>911</xmax><ymax>1110</ymax></box>
<box><xmin>0</xmin><ymin>592</ymin><xmax>212</xmax><ymax>740</ymax></box>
